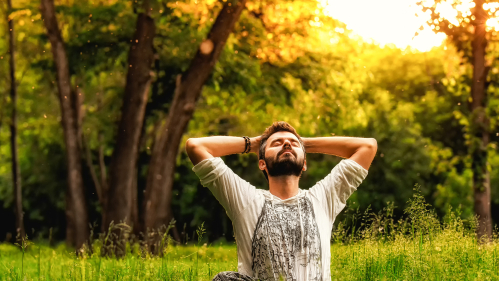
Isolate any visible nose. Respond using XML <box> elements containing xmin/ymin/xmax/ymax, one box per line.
<box><xmin>283</xmin><ymin>142</ymin><xmax>292</xmax><ymax>150</ymax></box>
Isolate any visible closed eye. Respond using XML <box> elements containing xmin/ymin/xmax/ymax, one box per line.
<box><xmin>271</xmin><ymin>139</ymin><xmax>300</xmax><ymax>146</ymax></box>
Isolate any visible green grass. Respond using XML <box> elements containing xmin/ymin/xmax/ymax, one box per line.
<box><xmin>330</xmin><ymin>231</ymin><xmax>499</xmax><ymax>280</ymax></box>
<box><xmin>1</xmin><ymin>237</ymin><xmax>498</xmax><ymax>280</ymax></box>
<box><xmin>2</xmin><ymin>185</ymin><xmax>499</xmax><ymax>280</ymax></box>
<box><xmin>0</xmin><ymin>243</ymin><xmax>239</xmax><ymax>280</ymax></box>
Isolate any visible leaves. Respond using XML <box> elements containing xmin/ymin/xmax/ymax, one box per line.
<box><xmin>1</xmin><ymin>0</ymin><xmax>499</xmax><ymax>242</ymax></box>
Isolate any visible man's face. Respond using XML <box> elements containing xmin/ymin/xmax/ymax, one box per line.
<box><xmin>259</xmin><ymin>131</ymin><xmax>306</xmax><ymax>178</ymax></box>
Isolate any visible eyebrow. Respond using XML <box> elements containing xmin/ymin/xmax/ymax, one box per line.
<box><xmin>270</xmin><ymin>138</ymin><xmax>299</xmax><ymax>145</ymax></box>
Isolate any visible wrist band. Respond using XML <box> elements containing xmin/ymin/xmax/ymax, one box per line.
<box><xmin>245</xmin><ymin>136</ymin><xmax>251</xmax><ymax>153</ymax></box>
<box><xmin>244</xmin><ymin>136</ymin><xmax>250</xmax><ymax>153</ymax></box>
<box><xmin>242</xmin><ymin>136</ymin><xmax>250</xmax><ymax>154</ymax></box>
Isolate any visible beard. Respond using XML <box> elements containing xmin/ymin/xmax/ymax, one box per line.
<box><xmin>265</xmin><ymin>148</ymin><xmax>305</xmax><ymax>177</ymax></box>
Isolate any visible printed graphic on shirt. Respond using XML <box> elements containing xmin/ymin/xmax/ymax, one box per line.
<box><xmin>213</xmin><ymin>271</ymin><xmax>254</xmax><ymax>281</ymax></box>
<box><xmin>251</xmin><ymin>197</ymin><xmax>322</xmax><ymax>281</ymax></box>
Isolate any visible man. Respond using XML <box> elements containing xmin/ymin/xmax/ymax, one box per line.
<box><xmin>185</xmin><ymin>121</ymin><xmax>376</xmax><ymax>281</ymax></box>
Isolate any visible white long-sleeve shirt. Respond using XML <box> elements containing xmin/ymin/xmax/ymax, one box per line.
<box><xmin>193</xmin><ymin>157</ymin><xmax>368</xmax><ymax>281</ymax></box>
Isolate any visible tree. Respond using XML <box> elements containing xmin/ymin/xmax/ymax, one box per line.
<box><xmin>142</xmin><ymin>0</ymin><xmax>247</xmax><ymax>248</ymax></box>
<box><xmin>40</xmin><ymin>0</ymin><xmax>89</xmax><ymax>249</ymax></box>
<box><xmin>104</xmin><ymin>0</ymin><xmax>155</xmax><ymax>240</ymax></box>
<box><xmin>417</xmin><ymin>0</ymin><xmax>498</xmax><ymax>240</ymax></box>
<box><xmin>6</xmin><ymin>0</ymin><xmax>24</xmax><ymax>240</ymax></box>
<box><xmin>469</xmin><ymin>0</ymin><xmax>492</xmax><ymax>241</ymax></box>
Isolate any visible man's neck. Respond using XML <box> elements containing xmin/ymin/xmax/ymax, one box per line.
<box><xmin>268</xmin><ymin>175</ymin><xmax>300</xmax><ymax>200</ymax></box>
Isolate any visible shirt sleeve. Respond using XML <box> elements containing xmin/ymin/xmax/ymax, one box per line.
<box><xmin>192</xmin><ymin>157</ymin><xmax>257</xmax><ymax>221</ymax></box>
<box><xmin>309</xmin><ymin>158</ymin><xmax>368</xmax><ymax>223</ymax></box>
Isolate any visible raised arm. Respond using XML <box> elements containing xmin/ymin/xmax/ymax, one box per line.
<box><xmin>303</xmin><ymin>136</ymin><xmax>377</xmax><ymax>170</ymax></box>
<box><xmin>185</xmin><ymin>136</ymin><xmax>261</xmax><ymax>165</ymax></box>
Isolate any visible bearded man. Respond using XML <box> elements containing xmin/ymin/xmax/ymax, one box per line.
<box><xmin>185</xmin><ymin>121</ymin><xmax>377</xmax><ymax>281</ymax></box>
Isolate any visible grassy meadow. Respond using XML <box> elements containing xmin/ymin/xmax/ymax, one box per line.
<box><xmin>1</xmin><ymin>189</ymin><xmax>499</xmax><ymax>281</ymax></box>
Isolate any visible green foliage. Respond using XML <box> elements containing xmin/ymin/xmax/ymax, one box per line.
<box><xmin>0</xmin><ymin>0</ymin><xmax>498</xmax><ymax>243</ymax></box>
<box><xmin>416</xmin><ymin>0</ymin><xmax>499</xmax><ymax>221</ymax></box>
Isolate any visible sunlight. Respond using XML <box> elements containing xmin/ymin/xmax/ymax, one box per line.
<box><xmin>487</xmin><ymin>18</ymin><xmax>499</xmax><ymax>31</ymax></box>
<box><xmin>321</xmin><ymin>0</ymin><xmax>446</xmax><ymax>51</ymax></box>
<box><xmin>321</xmin><ymin>0</ymin><xmax>499</xmax><ymax>52</ymax></box>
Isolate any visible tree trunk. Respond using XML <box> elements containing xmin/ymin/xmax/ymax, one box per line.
<box><xmin>98</xmin><ymin>130</ymin><xmax>108</xmax><ymax>233</ymax></box>
<box><xmin>131</xmin><ymin>165</ymin><xmax>140</xmax><ymax>232</ymax></box>
<box><xmin>65</xmin><ymin>192</ymin><xmax>75</xmax><ymax>247</ymax></box>
<box><xmin>7</xmin><ymin>0</ymin><xmax>24</xmax><ymax>240</ymax></box>
<box><xmin>471</xmin><ymin>0</ymin><xmax>492</xmax><ymax>242</ymax></box>
<box><xmin>40</xmin><ymin>0</ymin><xmax>89</xmax><ymax>249</ymax></box>
<box><xmin>72</xmin><ymin>83</ymin><xmax>84</xmax><ymax>152</ymax></box>
<box><xmin>143</xmin><ymin>0</ymin><xmax>247</xmax><ymax>249</ymax></box>
<box><xmin>104</xmin><ymin>11</ymin><xmax>155</xmax><ymax>238</ymax></box>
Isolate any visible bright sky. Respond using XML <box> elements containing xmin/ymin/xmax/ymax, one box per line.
<box><xmin>321</xmin><ymin>0</ymin><xmax>447</xmax><ymax>52</ymax></box>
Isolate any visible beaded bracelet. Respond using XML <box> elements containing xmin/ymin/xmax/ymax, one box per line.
<box><xmin>242</xmin><ymin>136</ymin><xmax>250</xmax><ymax>154</ymax></box>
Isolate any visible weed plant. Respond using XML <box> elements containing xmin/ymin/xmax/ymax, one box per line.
<box><xmin>1</xmin><ymin>184</ymin><xmax>498</xmax><ymax>280</ymax></box>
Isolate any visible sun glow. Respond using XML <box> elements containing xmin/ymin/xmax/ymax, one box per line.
<box><xmin>321</xmin><ymin>0</ymin><xmax>499</xmax><ymax>52</ymax></box>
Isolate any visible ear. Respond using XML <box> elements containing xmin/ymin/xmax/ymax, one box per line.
<box><xmin>259</xmin><ymin>159</ymin><xmax>266</xmax><ymax>171</ymax></box>
<box><xmin>303</xmin><ymin>159</ymin><xmax>307</xmax><ymax>171</ymax></box>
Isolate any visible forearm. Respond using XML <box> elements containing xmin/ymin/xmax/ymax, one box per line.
<box><xmin>303</xmin><ymin>136</ymin><xmax>376</xmax><ymax>159</ymax></box>
<box><xmin>187</xmin><ymin>136</ymin><xmax>246</xmax><ymax>156</ymax></box>
<box><xmin>186</xmin><ymin>136</ymin><xmax>256</xmax><ymax>165</ymax></box>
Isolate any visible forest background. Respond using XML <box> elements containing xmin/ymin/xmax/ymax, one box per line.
<box><xmin>1</xmin><ymin>0</ymin><xmax>499</xmax><ymax>249</ymax></box>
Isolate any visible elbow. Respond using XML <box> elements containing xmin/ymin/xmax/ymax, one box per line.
<box><xmin>367</xmin><ymin>138</ymin><xmax>378</xmax><ymax>150</ymax></box>
<box><xmin>363</xmin><ymin>138</ymin><xmax>377</xmax><ymax>149</ymax></box>
<box><xmin>185</xmin><ymin>138</ymin><xmax>198</xmax><ymax>154</ymax></box>
<box><xmin>186</xmin><ymin>138</ymin><xmax>196</xmax><ymax>148</ymax></box>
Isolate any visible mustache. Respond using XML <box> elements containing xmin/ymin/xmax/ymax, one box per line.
<box><xmin>277</xmin><ymin>146</ymin><xmax>295</xmax><ymax>158</ymax></box>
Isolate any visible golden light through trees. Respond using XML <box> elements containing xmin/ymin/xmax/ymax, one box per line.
<box><xmin>484</xmin><ymin>2</ymin><xmax>499</xmax><ymax>31</ymax></box>
<box><xmin>321</xmin><ymin>0</ymin><xmax>499</xmax><ymax>51</ymax></box>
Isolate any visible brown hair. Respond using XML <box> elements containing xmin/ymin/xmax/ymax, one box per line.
<box><xmin>259</xmin><ymin>121</ymin><xmax>306</xmax><ymax>181</ymax></box>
